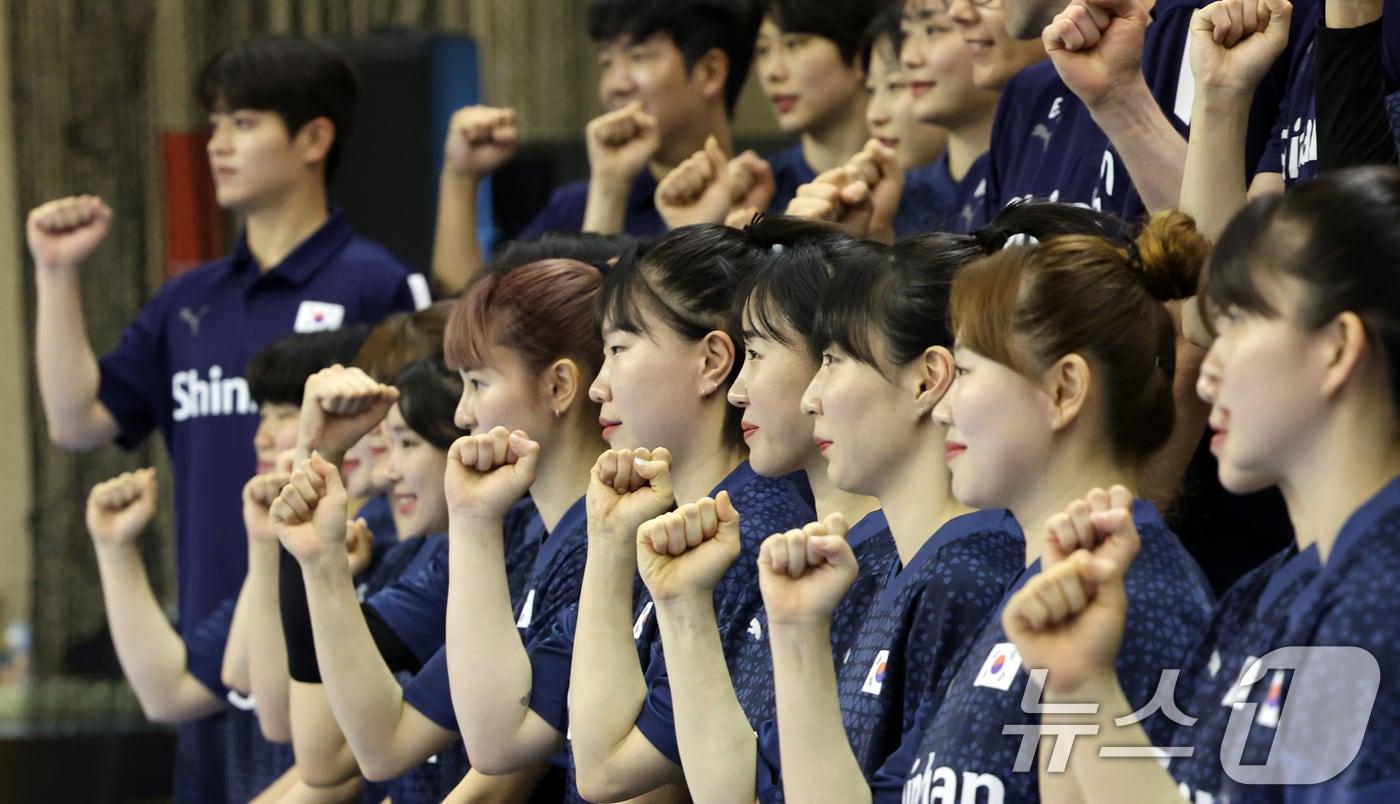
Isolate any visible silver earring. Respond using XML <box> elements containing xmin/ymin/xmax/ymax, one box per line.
<box><xmin>553</xmin><ymin>409</ymin><xmax>562</xmax><ymax>419</ymax></box>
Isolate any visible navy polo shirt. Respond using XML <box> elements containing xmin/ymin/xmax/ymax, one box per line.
<box><xmin>978</xmin><ymin>0</ymin><xmax>1283</xmax><ymax>226</ymax></box>
<box><xmin>521</xmin><ymin>172</ymin><xmax>666</xmax><ymax>238</ymax></box>
<box><xmin>767</xmin><ymin>145</ymin><xmax>818</xmax><ymax>216</ymax></box>
<box><xmin>96</xmin><ymin>210</ymin><xmax>424</xmax><ymax>636</ymax></box>
<box><xmin>899</xmin><ymin>154</ymin><xmax>990</xmax><ymax>236</ymax></box>
<box><xmin>870</xmin><ymin>500</ymin><xmax>1214</xmax><ymax>803</ymax></box>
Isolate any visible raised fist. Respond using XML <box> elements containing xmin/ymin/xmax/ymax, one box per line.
<box><xmin>298</xmin><ymin>365</ymin><xmax>399</xmax><ymax>464</ymax></box>
<box><xmin>444</xmin><ymin>427</ymin><xmax>541</xmax><ymax>519</ymax></box>
<box><xmin>1189</xmin><ymin>0</ymin><xmax>1292</xmax><ymax>94</ymax></box>
<box><xmin>243</xmin><ymin>470</ymin><xmax>292</xmax><ymax>547</ymax></box>
<box><xmin>656</xmin><ymin>136</ymin><xmax>734</xmax><ymax>229</ymax></box>
<box><xmin>586</xmin><ymin>447</ymin><xmax>675</xmax><ymax>550</ymax></box>
<box><xmin>27</xmin><ymin>195</ymin><xmax>113</xmax><ymax>272</ymax></box>
<box><xmin>757</xmin><ymin>513</ymin><xmax>859</xmax><ymax>627</ymax></box>
<box><xmin>86</xmin><ymin>468</ymin><xmax>157</xmax><ymax>548</ymax></box>
<box><xmin>586</xmin><ymin>101</ymin><xmax>661</xmax><ymax>185</ymax></box>
<box><xmin>444</xmin><ymin>105</ymin><xmax>520</xmax><ymax>179</ymax></box>
<box><xmin>270</xmin><ymin>452</ymin><xmax>349</xmax><ymax>566</ymax></box>
<box><xmin>637</xmin><ymin>491</ymin><xmax>742</xmax><ymax>602</ymax></box>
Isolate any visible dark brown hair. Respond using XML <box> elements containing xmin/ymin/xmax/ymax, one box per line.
<box><xmin>950</xmin><ymin>210</ymin><xmax>1209</xmax><ymax>461</ymax></box>
<box><xmin>353</xmin><ymin>302</ymin><xmax>454</xmax><ymax>384</ymax></box>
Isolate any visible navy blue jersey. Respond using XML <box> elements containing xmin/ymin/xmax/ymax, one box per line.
<box><xmin>1164</xmin><ymin>545</ymin><xmax>1320</xmax><ymax>801</ymax></box>
<box><xmin>358</xmin><ymin>493</ymin><xmax>398</xmax><ymax>550</ymax></box>
<box><xmin>382</xmin><ymin>740</ymin><xmax>472</xmax><ymax>804</ymax></box>
<box><xmin>755</xmin><ymin>509</ymin><xmax>1023</xmax><ymax>802</ymax></box>
<box><xmin>979</xmin><ymin>0</ymin><xmax>1283</xmax><ymax>225</ymax></box>
<box><xmin>521</xmin><ymin>173</ymin><xmax>666</xmax><ymax>238</ymax></box>
<box><xmin>631</xmin><ymin>463</ymin><xmax>817</xmax><ymax>765</ymax></box>
<box><xmin>767</xmin><ymin>145</ymin><xmax>817</xmax><ymax>217</ymax></box>
<box><xmin>871</xmin><ymin>500</ymin><xmax>1214</xmax><ymax>803</ymax></box>
<box><xmin>1203</xmin><ymin>476</ymin><xmax>1400</xmax><ymax>803</ymax></box>
<box><xmin>96</xmin><ymin>211</ymin><xmax>421</xmax><ymax>638</ymax></box>
<box><xmin>366</xmin><ymin>498</ymin><xmax>541</xmax><ymax>663</ymax></box>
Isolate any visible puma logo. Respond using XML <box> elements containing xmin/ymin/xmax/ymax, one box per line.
<box><xmin>179</xmin><ymin>305</ymin><xmax>210</xmax><ymax>336</ymax></box>
<box><xmin>1031</xmin><ymin>124</ymin><xmax>1053</xmax><ymax>151</ymax></box>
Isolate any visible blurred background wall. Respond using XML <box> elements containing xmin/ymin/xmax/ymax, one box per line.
<box><xmin>0</xmin><ymin>0</ymin><xmax>784</xmax><ymax>715</ymax></box>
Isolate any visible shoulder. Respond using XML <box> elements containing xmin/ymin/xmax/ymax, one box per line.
<box><xmin>334</xmin><ymin>232</ymin><xmax>412</xmax><ymax>279</ymax></box>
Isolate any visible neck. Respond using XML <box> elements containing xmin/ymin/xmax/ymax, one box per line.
<box><xmin>872</xmin><ymin>436</ymin><xmax>971</xmax><ymax>566</ymax></box>
<box><xmin>943</xmin><ymin>111</ymin><xmax>994</xmax><ymax>180</ymax></box>
<box><xmin>1278</xmin><ymin>415</ymin><xmax>1400</xmax><ymax>562</ymax></box>
<box><xmin>801</xmin><ymin>102</ymin><xmax>871</xmax><ymax>174</ymax></box>
<box><xmin>670</xmin><ymin>440</ymin><xmax>746</xmax><ymax>507</ymax></box>
<box><xmin>805</xmin><ymin>460</ymin><xmax>879</xmax><ymax>525</ymax></box>
<box><xmin>652</xmin><ymin>109</ymin><xmax>734</xmax><ymax>177</ymax></box>
<box><xmin>244</xmin><ymin>180</ymin><xmax>330</xmax><ymax>272</ymax></box>
<box><xmin>1012</xmin><ymin>449</ymin><xmax>1138</xmax><ymax>569</ymax></box>
<box><xmin>533</xmin><ymin>427</ymin><xmax>607</xmax><ymax>533</ymax></box>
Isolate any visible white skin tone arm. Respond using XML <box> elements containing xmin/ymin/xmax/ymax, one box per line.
<box><xmin>245</xmin><ymin>467</ymin><xmax>295</xmax><ymax>744</ymax></box>
<box><xmin>432</xmin><ymin>106</ymin><xmax>519</xmax><ymax>295</ymax></box>
<box><xmin>443</xmin><ymin>429</ymin><xmax>565</xmax><ymax>772</ymax></box>
<box><xmin>220</xmin><ymin>575</ymin><xmax>253</xmax><ymax>695</ymax></box>
<box><xmin>581</xmin><ymin>103</ymin><xmax>660</xmax><ymax>234</ymax></box>
<box><xmin>640</xmin><ymin>494</ymin><xmax>759</xmax><ymax>803</ymax></box>
<box><xmin>28</xmin><ymin>196</ymin><xmax>120</xmax><ymax>449</ymax></box>
<box><xmin>570</xmin><ymin>449</ymin><xmax>686</xmax><ymax>802</ymax></box>
<box><xmin>87</xmin><ymin>469</ymin><xmax>222</xmax><ymax>723</ymax></box>
<box><xmin>273</xmin><ymin>453</ymin><xmax>457</xmax><ymax>782</ymax></box>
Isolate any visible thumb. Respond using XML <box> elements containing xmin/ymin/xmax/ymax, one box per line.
<box><xmin>703</xmin><ymin>135</ymin><xmax>727</xmax><ymax>173</ymax></box>
<box><xmin>311</xmin><ymin>451</ymin><xmax>345</xmax><ymax>497</ymax></box>
<box><xmin>821</xmin><ymin>512</ymin><xmax>850</xmax><ymax>540</ymax></box>
<box><xmin>509</xmin><ymin>430</ymin><xmax>541</xmax><ymax>478</ymax></box>
<box><xmin>715</xmin><ymin>490</ymin><xmax>742</xmax><ymax>539</ymax></box>
<box><xmin>137</xmin><ymin>467</ymin><xmax>157</xmax><ymax>495</ymax></box>
<box><xmin>633</xmin><ymin>450</ymin><xmax>674</xmax><ymax>504</ymax></box>
<box><xmin>1081</xmin><ymin>552</ymin><xmax>1130</xmax><ymax>609</ymax></box>
<box><xmin>808</xmin><ymin>534</ymin><xmax>857</xmax><ymax>571</ymax></box>
<box><xmin>1262</xmin><ymin>0</ymin><xmax>1291</xmax><ymax>33</ymax></box>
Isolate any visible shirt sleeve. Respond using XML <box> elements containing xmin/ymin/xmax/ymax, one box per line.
<box><xmin>1317</xmin><ymin>18</ymin><xmax>1399</xmax><ymax>172</ymax></box>
<box><xmin>400</xmin><ymin>647</ymin><xmax>459</xmax><ymax>733</ymax></box>
<box><xmin>363</xmin><ymin>553</ymin><xmax>450</xmax><ymax>665</ymax></box>
<box><xmin>632</xmin><ymin>641</ymin><xmax>683</xmax><ymax>767</ymax></box>
<box><xmin>185</xmin><ymin>596</ymin><xmax>238</xmax><ymax>699</ymax></box>
<box><xmin>96</xmin><ymin>287</ymin><xmax>172</xmax><ymax>450</ymax></box>
<box><xmin>754</xmin><ymin>719</ymin><xmax>785</xmax><ymax>803</ymax></box>
<box><xmin>523</xmin><ymin>603</ymin><xmax>578</xmax><ymax>735</ymax></box>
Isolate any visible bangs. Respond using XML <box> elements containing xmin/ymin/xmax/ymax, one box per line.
<box><xmin>741</xmin><ymin>288</ymin><xmax>803</xmax><ymax>349</ymax></box>
<box><xmin>596</xmin><ymin>243</ymin><xmax>714</xmax><ymax>341</ymax></box>
<box><xmin>948</xmin><ymin>248</ymin><xmax>1029</xmax><ymax>369</ymax></box>
<box><xmin>812</xmin><ymin>253</ymin><xmax>886</xmax><ymax>366</ymax></box>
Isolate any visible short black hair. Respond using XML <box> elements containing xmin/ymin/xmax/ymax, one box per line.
<box><xmin>198</xmin><ymin>34</ymin><xmax>360</xmax><ymax>181</ymax></box>
<box><xmin>738</xmin><ymin>216</ymin><xmax>871</xmax><ymax>357</ymax></box>
<box><xmin>487</xmin><ymin>231</ymin><xmax>637</xmax><ymax>276</ymax></box>
<box><xmin>395</xmin><ymin>355</ymin><xmax>467</xmax><ymax>451</ymax></box>
<box><xmin>597</xmin><ymin>223</ymin><xmax>770</xmax><ymax>447</ymax></box>
<box><xmin>588</xmin><ymin>0</ymin><xmax>762</xmax><ymax>114</ymax></box>
<box><xmin>764</xmin><ymin>0</ymin><xmax>893</xmax><ymax>65</ymax></box>
<box><xmin>247</xmin><ymin>326</ymin><xmax>372</xmax><ymax>407</ymax></box>
<box><xmin>974</xmin><ymin>200</ymin><xmax>1133</xmax><ymax>251</ymax></box>
<box><xmin>858</xmin><ymin>4</ymin><xmax>903</xmax><ymax>74</ymax></box>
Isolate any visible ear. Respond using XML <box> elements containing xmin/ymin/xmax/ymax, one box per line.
<box><xmin>295</xmin><ymin>116</ymin><xmax>336</xmax><ymax>169</ymax></box>
<box><xmin>910</xmin><ymin>345</ymin><xmax>954</xmax><ymax>417</ymax></box>
<box><xmin>1319</xmin><ymin>312</ymin><xmax>1371</xmax><ymax>399</ymax></box>
<box><xmin>697</xmin><ymin>330</ymin><xmax>737</xmax><ymax>396</ymax></box>
<box><xmin>541</xmin><ymin>358</ymin><xmax>583</xmax><ymax>416</ymax></box>
<box><xmin>1042</xmin><ymin>353</ymin><xmax>1092</xmax><ymax>433</ymax></box>
<box><xmin>691</xmin><ymin>47</ymin><xmax>730</xmax><ymax>106</ymax></box>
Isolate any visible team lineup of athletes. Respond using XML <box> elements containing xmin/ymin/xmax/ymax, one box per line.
<box><xmin>20</xmin><ymin>0</ymin><xmax>1400</xmax><ymax>800</ymax></box>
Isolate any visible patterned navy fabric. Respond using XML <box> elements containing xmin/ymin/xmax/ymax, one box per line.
<box><xmin>897</xmin><ymin>154</ymin><xmax>989</xmax><ymax>237</ymax></box>
<box><xmin>381</xmin><ymin>740</ymin><xmax>472</xmax><ymax>804</ymax></box>
<box><xmin>872</xmin><ymin>500</ymin><xmax>1214</xmax><ymax>803</ymax></box>
<box><xmin>1205</xmin><ymin>476</ymin><xmax>1400</xmax><ymax>803</ymax></box>
<box><xmin>633</xmin><ymin>463</ymin><xmax>817</xmax><ymax>765</ymax></box>
<box><xmin>756</xmin><ymin>510</ymin><xmax>1022</xmax><ymax>803</ymax></box>
<box><xmin>366</xmin><ymin>497</ymin><xmax>540</xmax><ymax>663</ymax></box>
<box><xmin>1163</xmin><ymin>545</ymin><xmax>1319</xmax><ymax>801</ymax></box>
<box><xmin>223</xmin><ymin>704</ymin><xmax>295</xmax><ymax>803</ymax></box>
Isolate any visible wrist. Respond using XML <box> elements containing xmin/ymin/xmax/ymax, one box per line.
<box><xmin>653</xmin><ymin>591</ymin><xmax>717</xmax><ymax>617</ymax></box>
<box><xmin>301</xmin><ymin>549</ymin><xmax>351</xmax><ymax>586</ymax></box>
<box><xmin>92</xmin><ymin>539</ymin><xmax>140</xmax><ymax>562</ymax></box>
<box><xmin>1044</xmin><ymin>667</ymin><xmax>1121</xmax><ymax>704</ymax></box>
<box><xmin>443</xmin><ymin>167</ymin><xmax>485</xmax><ymax>187</ymax></box>
<box><xmin>589</xmin><ymin>169</ymin><xmax>638</xmax><ymax>194</ymax></box>
<box><xmin>1086</xmin><ymin>76</ymin><xmax>1155</xmax><ymax>124</ymax></box>
<box><xmin>769</xmin><ymin>618</ymin><xmax>833</xmax><ymax>649</ymax></box>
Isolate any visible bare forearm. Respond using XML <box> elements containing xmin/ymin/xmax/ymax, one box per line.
<box><xmin>432</xmin><ymin>171</ymin><xmax>485</xmax><ymax>296</ymax></box>
<box><xmin>769</xmin><ymin>622</ymin><xmax>870</xmax><ymax>804</ymax></box>
<box><xmin>1180</xmin><ymin>89</ymin><xmax>1254</xmax><ymax>239</ymax></box>
<box><xmin>94</xmin><ymin>545</ymin><xmax>220</xmax><ymax>722</ymax></box>
<box><xmin>34</xmin><ymin>268</ymin><xmax>116</xmax><ymax>449</ymax></box>
<box><xmin>247</xmin><ymin>544</ymin><xmax>293</xmax><ymax>742</ymax></box>
<box><xmin>302</xmin><ymin>555</ymin><xmax>425</xmax><ymax>778</ymax></box>
<box><xmin>222</xmin><ymin>578</ymin><xmax>253</xmax><ymax>694</ymax></box>
<box><xmin>570</xmin><ymin>545</ymin><xmax>651</xmax><ymax>779</ymax></box>
<box><xmin>1091</xmin><ymin>81</ymin><xmax>1189</xmax><ymax>214</ymax></box>
<box><xmin>447</xmin><ymin>515</ymin><xmax>560</xmax><ymax>769</ymax></box>
<box><xmin>582</xmin><ymin>177</ymin><xmax>632</xmax><ymax>234</ymax></box>
<box><xmin>653</xmin><ymin>595</ymin><xmax>756</xmax><ymax>804</ymax></box>
<box><xmin>1040</xmin><ymin>675</ymin><xmax>1182</xmax><ymax>804</ymax></box>
<box><xmin>288</xmin><ymin>680</ymin><xmax>361</xmax><ymax>786</ymax></box>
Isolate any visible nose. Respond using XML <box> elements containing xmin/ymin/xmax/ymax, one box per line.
<box><xmin>588</xmin><ymin>371</ymin><xmax>611</xmax><ymax>405</ymax></box>
<box><xmin>947</xmin><ymin>0</ymin><xmax>978</xmax><ymax>25</ymax></box>
<box><xmin>800</xmin><ymin>372</ymin><xmax>823</xmax><ymax>417</ymax></box>
<box><xmin>1196</xmin><ymin>352</ymin><xmax>1222</xmax><ymax>405</ymax></box>
<box><xmin>931</xmin><ymin>387</ymin><xmax>954</xmax><ymax>426</ymax></box>
<box><xmin>253</xmin><ymin>420</ymin><xmax>273</xmax><ymax>449</ymax></box>
<box><xmin>206</xmin><ymin>120</ymin><xmax>232</xmax><ymax>156</ymax></box>
<box><xmin>900</xmin><ymin>31</ymin><xmax>927</xmax><ymax>70</ymax></box>
<box><xmin>600</xmin><ymin>59</ymin><xmax>637</xmax><ymax>104</ymax></box>
<box><xmin>454</xmin><ymin>391</ymin><xmax>476</xmax><ymax>432</ymax></box>
<box><xmin>727</xmin><ymin>370</ymin><xmax>750</xmax><ymax>408</ymax></box>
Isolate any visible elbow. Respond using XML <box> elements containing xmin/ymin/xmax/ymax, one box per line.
<box><xmin>467</xmin><ymin>742</ymin><xmax>530</xmax><ymax>777</ymax></box>
<box><xmin>257</xmin><ymin>716</ymin><xmax>292</xmax><ymax>745</ymax></box>
<box><xmin>141</xmin><ymin>700</ymin><xmax>187</xmax><ymax>726</ymax></box>
<box><xmin>574</xmin><ymin>764</ymin><xmax>640</xmax><ymax>804</ymax></box>
<box><xmin>47</xmin><ymin>420</ymin><xmax>99</xmax><ymax>451</ymax></box>
<box><xmin>358</xmin><ymin>753</ymin><xmax>417</xmax><ymax>784</ymax></box>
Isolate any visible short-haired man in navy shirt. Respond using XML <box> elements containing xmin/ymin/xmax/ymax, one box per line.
<box><xmin>521</xmin><ymin>0</ymin><xmax>762</xmax><ymax>238</ymax></box>
<box><xmin>26</xmin><ymin>34</ymin><xmax>426</xmax><ymax>803</ymax></box>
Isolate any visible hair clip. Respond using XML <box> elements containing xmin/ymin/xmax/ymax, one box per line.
<box><xmin>1003</xmin><ymin>233</ymin><xmax>1040</xmax><ymax>249</ymax></box>
<box><xmin>770</xmin><ymin>243</ymin><xmax>785</xmax><ymax>255</ymax></box>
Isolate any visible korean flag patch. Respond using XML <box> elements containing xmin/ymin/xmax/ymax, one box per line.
<box><xmin>861</xmin><ymin>650</ymin><xmax>891</xmax><ymax>696</ymax></box>
<box><xmin>974</xmin><ymin>642</ymin><xmax>1023</xmax><ymax>691</ymax></box>
<box><xmin>294</xmin><ymin>300</ymin><xmax>345</xmax><ymax>333</ymax></box>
